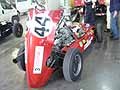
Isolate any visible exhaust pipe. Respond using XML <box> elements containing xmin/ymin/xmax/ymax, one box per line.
<box><xmin>12</xmin><ymin>51</ymin><xmax>24</xmax><ymax>64</ymax></box>
<box><xmin>13</xmin><ymin>58</ymin><xmax>18</xmax><ymax>64</ymax></box>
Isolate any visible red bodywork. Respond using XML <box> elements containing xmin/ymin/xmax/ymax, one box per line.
<box><xmin>25</xmin><ymin>8</ymin><xmax>94</xmax><ymax>88</ymax></box>
<box><xmin>73</xmin><ymin>0</ymin><xmax>106</xmax><ymax>6</ymax></box>
<box><xmin>74</xmin><ymin>0</ymin><xmax>85</xmax><ymax>7</ymax></box>
<box><xmin>62</xmin><ymin>24</ymin><xmax>94</xmax><ymax>53</ymax></box>
<box><xmin>25</xmin><ymin>8</ymin><xmax>62</xmax><ymax>88</ymax></box>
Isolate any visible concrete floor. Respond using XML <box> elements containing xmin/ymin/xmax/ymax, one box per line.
<box><xmin>0</xmin><ymin>16</ymin><xmax>120</xmax><ymax>90</ymax></box>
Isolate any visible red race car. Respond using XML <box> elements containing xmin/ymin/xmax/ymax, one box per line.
<box><xmin>13</xmin><ymin>1</ymin><xmax>95</xmax><ymax>88</ymax></box>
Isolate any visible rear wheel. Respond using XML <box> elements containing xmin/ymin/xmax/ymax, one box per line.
<box><xmin>63</xmin><ymin>48</ymin><xmax>83</xmax><ymax>82</ymax></box>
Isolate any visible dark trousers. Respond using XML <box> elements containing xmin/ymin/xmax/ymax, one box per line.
<box><xmin>84</xmin><ymin>5</ymin><xmax>95</xmax><ymax>25</ymax></box>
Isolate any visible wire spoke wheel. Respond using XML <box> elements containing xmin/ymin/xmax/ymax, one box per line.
<box><xmin>63</xmin><ymin>48</ymin><xmax>83</xmax><ymax>82</ymax></box>
<box><xmin>72</xmin><ymin>54</ymin><xmax>82</xmax><ymax>76</ymax></box>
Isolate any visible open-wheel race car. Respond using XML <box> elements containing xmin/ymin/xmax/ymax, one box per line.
<box><xmin>13</xmin><ymin>0</ymin><xmax>95</xmax><ymax>88</ymax></box>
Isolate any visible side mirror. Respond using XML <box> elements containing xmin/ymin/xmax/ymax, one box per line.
<box><xmin>12</xmin><ymin>23</ymin><xmax>23</xmax><ymax>38</ymax></box>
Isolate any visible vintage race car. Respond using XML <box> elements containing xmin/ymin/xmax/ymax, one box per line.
<box><xmin>13</xmin><ymin>2</ymin><xmax>95</xmax><ymax>88</ymax></box>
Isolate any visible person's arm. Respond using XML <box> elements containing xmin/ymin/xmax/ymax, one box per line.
<box><xmin>113</xmin><ymin>0</ymin><xmax>120</xmax><ymax>18</ymax></box>
<box><xmin>113</xmin><ymin>10</ymin><xmax>118</xmax><ymax>18</ymax></box>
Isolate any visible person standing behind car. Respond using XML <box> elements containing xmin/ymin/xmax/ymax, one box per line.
<box><xmin>110</xmin><ymin>0</ymin><xmax>120</xmax><ymax>40</ymax></box>
<box><xmin>84</xmin><ymin>0</ymin><xmax>95</xmax><ymax>25</ymax></box>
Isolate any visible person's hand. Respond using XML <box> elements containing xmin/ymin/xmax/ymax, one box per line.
<box><xmin>113</xmin><ymin>10</ymin><xmax>118</xmax><ymax>18</ymax></box>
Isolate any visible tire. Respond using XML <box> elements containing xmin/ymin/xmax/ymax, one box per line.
<box><xmin>12</xmin><ymin>23</ymin><xmax>23</xmax><ymax>38</ymax></box>
<box><xmin>12</xmin><ymin>15</ymin><xmax>20</xmax><ymax>24</ymax></box>
<box><xmin>96</xmin><ymin>22</ymin><xmax>103</xmax><ymax>42</ymax></box>
<box><xmin>17</xmin><ymin>45</ymin><xmax>26</xmax><ymax>71</ymax></box>
<box><xmin>63</xmin><ymin>48</ymin><xmax>83</xmax><ymax>82</ymax></box>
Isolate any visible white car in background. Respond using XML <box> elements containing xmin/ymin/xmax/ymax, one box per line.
<box><xmin>0</xmin><ymin>1</ymin><xmax>23</xmax><ymax>39</ymax></box>
<box><xmin>0</xmin><ymin>1</ymin><xmax>19</xmax><ymax>24</ymax></box>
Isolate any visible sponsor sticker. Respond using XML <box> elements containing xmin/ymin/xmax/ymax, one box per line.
<box><xmin>79</xmin><ymin>42</ymin><xmax>83</xmax><ymax>47</ymax></box>
<box><xmin>84</xmin><ymin>37</ymin><xmax>93</xmax><ymax>50</ymax></box>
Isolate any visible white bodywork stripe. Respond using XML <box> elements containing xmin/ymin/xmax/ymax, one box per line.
<box><xmin>25</xmin><ymin>38</ymin><xmax>27</xmax><ymax>64</ymax></box>
<box><xmin>33</xmin><ymin>46</ymin><xmax>44</xmax><ymax>74</ymax></box>
<box><xmin>84</xmin><ymin>37</ymin><xmax>93</xmax><ymax>50</ymax></box>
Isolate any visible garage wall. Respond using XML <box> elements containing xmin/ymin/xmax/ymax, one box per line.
<box><xmin>47</xmin><ymin>0</ymin><xmax>60</xmax><ymax>10</ymax></box>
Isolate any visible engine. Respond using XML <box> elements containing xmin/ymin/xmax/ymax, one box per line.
<box><xmin>53</xmin><ymin>14</ymin><xmax>85</xmax><ymax>51</ymax></box>
<box><xmin>47</xmin><ymin>27</ymin><xmax>75</xmax><ymax>68</ymax></box>
<box><xmin>47</xmin><ymin>16</ymin><xmax>85</xmax><ymax>68</ymax></box>
<box><xmin>54</xmin><ymin>27</ymin><xmax>75</xmax><ymax>50</ymax></box>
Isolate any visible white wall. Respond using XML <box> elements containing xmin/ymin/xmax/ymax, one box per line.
<box><xmin>47</xmin><ymin>0</ymin><xmax>60</xmax><ymax>10</ymax></box>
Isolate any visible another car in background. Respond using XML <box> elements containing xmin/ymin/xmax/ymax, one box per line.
<box><xmin>0</xmin><ymin>1</ymin><xmax>23</xmax><ymax>39</ymax></box>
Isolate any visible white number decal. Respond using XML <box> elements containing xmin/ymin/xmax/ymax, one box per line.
<box><xmin>33</xmin><ymin>46</ymin><xmax>44</xmax><ymax>74</ymax></box>
<box><xmin>30</xmin><ymin>13</ymin><xmax>53</xmax><ymax>38</ymax></box>
<box><xmin>35</xmin><ymin>16</ymin><xmax>50</xmax><ymax>37</ymax></box>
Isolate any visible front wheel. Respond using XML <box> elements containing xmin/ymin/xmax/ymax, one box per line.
<box><xmin>63</xmin><ymin>48</ymin><xmax>83</xmax><ymax>82</ymax></box>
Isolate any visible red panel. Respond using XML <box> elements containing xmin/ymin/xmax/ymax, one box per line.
<box><xmin>74</xmin><ymin>0</ymin><xmax>85</xmax><ymax>7</ymax></box>
<box><xmin>62</xmin><ymin>24</ymin><xmax>95</xmax><ymax>53</ymax></box>
<box><xmin>26</xmin><ymin>31</ymin><xmax>55</xmax><ymax>88</ymax></box>
<box><xmin>28</xmin><ymin>8</ymin><xmax>34</xmax><ymax>20</ymax></box>
<box><xmin>25</xmin><ymin>9</ymin><xmax>62</xmax><ymax>88</ymax></box>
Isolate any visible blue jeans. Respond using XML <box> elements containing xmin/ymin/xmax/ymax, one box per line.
<box><xmin>110</xmin><ymin>12</ymin><xmax>119</xmax><ymax>38</ymax></box>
